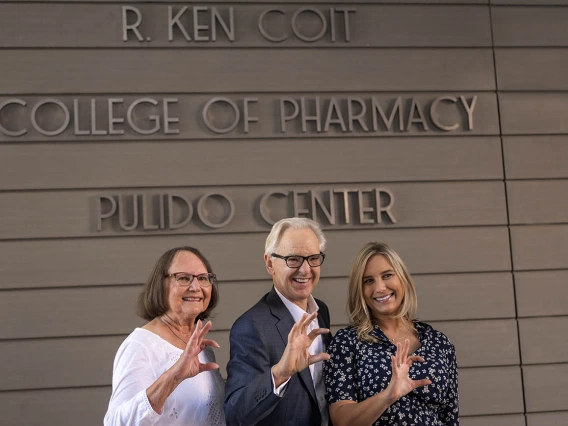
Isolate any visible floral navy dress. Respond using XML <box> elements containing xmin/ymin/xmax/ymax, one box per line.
<box><xmin>324</xmin><ymin>321</ymin><xmax>459</xmax><ymax>425</ymax></box>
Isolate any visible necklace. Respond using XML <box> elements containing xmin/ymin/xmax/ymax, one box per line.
<box><xmin>381</xmin><ymin>325</ymin><xmax>412</xmax><ymax>343</ymax></box>
<box><xmin>387</xmin><ymin>329</ymin><xmax>410</xmax><ymax>343</ymax></box>
<box><xmin>160</xmin><ymin>315</ymin><xmax>187</xmax><ymax>345</ymax></box>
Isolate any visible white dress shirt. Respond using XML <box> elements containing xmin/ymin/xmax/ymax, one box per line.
<box><xmin>271</xmin><ymin>288</ymin><xmax>329</xmax><ymax>426</ymax></box>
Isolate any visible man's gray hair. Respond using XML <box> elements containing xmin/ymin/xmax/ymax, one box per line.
<box><xmin>264</xmin><ymin>217</ymin><xmax>327</xmax><ymax>255</ymax></box>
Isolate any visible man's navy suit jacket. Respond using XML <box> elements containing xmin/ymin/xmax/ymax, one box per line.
<box><xmin>224</xmin><ymin>288</ymin><xmax>332</xmax><ymax>426</ymax></box>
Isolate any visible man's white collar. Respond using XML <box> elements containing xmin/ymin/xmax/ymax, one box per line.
<box><xmin>274</xmin><ymin>287</ymin><xmax>319</xmax><ymax>323</ymax></box>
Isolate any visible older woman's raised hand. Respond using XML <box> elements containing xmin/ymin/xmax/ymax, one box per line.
<box><xmin>175</xmin><ymin>320</ymin><xmax>220</xmax><ymax>380</ymax></box>
<box><xmin>386</xmin><ymin>339</ymin><xmax>432</xmax><ymax>403</ymax></box>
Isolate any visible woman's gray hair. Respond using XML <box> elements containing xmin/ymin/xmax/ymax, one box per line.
<box><xmin>264</xmin><ymin>217</ymin><xmax>326</xmax><ymax>255</ymax></box>
<box><xmin>136</xmin><ymin>246</ymin><xmax>219</xmax><ymax>322</ymax></box>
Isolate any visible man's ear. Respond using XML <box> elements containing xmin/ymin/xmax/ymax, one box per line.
<box><xmin>264</xmin><ymin>253</ymin><xmax>275</xmax><ymax>275</ymax></box>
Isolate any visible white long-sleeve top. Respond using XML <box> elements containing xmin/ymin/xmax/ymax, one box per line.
<box><xmin>104</xmin><ymin>328</ymin><xmax>226</xmax><ymax>426</ymax></box>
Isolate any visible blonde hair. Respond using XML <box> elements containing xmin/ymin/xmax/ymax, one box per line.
<box><xmin>348</xmin><ymin>242</ymin><xmax>418</xmax><ymax>343</ymax></box>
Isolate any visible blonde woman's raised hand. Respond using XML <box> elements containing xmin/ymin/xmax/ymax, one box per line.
<box><xmin>386</xmin><ymin>339</ymin><xmax>432</xmax><ymax>403</ymax></box>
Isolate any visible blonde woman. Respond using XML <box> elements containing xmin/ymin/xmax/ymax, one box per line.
<box><xmin>324</xmin><ymin>242</ymin><xmax>459</xmax><ymax>426</ymax></box>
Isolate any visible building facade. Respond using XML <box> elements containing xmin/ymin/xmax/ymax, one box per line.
<box><xmin>1</xmin><ymin>1</ymin><xmax>567</xmax><ymax>425</ymax></box>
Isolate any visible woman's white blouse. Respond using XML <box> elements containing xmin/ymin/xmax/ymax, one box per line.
<box><xmin>104</xmin><ymin>328</ymin><xmax>226</xmax><ymax>426</ymax></box>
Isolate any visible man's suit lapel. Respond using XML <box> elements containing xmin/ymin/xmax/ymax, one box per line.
<box><xmin>267</xmin><ymin>288</ymin><xmax>295</xmax><ymax>343</ymax></box>
<box><xmin>315</xmin><ymin>298</ymin><xmax>333</xmax><ymax>350</ymax></box>
<box><xmin>267</xmin><ymin>288</ymin><xmax>318</xmax><ymax>405</ymax></box>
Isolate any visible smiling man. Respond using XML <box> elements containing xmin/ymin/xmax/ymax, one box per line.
<box><xmin>224</xmin><ymin>217</ymin><xmax>332</xmax><ymax>426</ymax></box>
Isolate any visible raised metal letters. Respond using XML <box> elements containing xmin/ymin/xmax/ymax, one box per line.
<box><xmin>0</xmin><ymin>95</ymin><xmax>478</xmax><ymax>139</ymax></box>
<box><xmin>96</xmin><ymin>188</ymin><xmax>397</xmax><ymax>232</ymax></box>
<box><xmin>168</xmin><ymin>6</ymin><xmax>235</xmax><ymax>42</ymax></box>
<box><xmin>122</xmin><ymin>5</ymin><xmax>354</xmax><ymax>44</ymax></box>
<box><xmin>259</xmin><ymin>188</ymin><xmax>397</xmax><ymax>227</ymax></box>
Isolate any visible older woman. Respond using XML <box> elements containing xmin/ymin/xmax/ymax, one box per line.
<box><xmin>324</xmin><ymin>242</ymin><xmax>459</xmax><ymax>426</ymax></box>
<box><xmin>104</xmin><ymin>246</ymin><xmax>226</xmax><ymax>426</ymax></box>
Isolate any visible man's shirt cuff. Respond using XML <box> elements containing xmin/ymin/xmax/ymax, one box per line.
<box><xmin>271</xmin><ymin>368</ymin><xmax>290</xmax><ymax>397</ymax></box>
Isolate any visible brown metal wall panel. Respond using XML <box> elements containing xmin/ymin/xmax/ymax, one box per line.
<box><xmin>0</xmin><ymin>338</ymin><xmax>525</xmax><ymax>419</ymax></box>
<box><xmin>0</xmin><ymin>272</ymin><xmax>515</xmax><ymax>340</ymax></box>
<box><xmin>0</xmin><ymin>335</ymin><xmax>123</xmax><ymax>390</ymax></box>
<box><xmin>460</xmin><ymin>414</ymin><xmax>526</xmax><ymax>426</ymax></box>
<box><xmin>0</xmin><ymin>0</ymin><xmax>489</xmax><ymax>4</ymax></box>
<box><xmin>0</xmin><ymin>4</ymin><xmax>491</xmax><ymax>48</ymax></box>
<box><xmin>503</xmin><ymin>136</ymin><xmax>568</xmax><ymax>179</ymax></box>
<box><xmin>496</xmin><ymin>49</ymin><xmax>568</xmax><ymax>90</ymax></box>
<box><xmin>214</xmin><ymin>281</ymin><xmax>276</xmax><ymax>331</ymax></box>
<box><xmin>0</xmin><ymin>92</ymin><xmax>499</xmax><ymax>142</ymax></box>
<box><xmin>2</xmin><ymin>0</ymin><xmax>567</xmax><ymax>421</ymax></box>
<box><xmin>519</xmin><ymin>317</ymin><xmax>568</xmax><ymax>364</ymax></box>
<box><xmin>527</xmin><ymin>411</ymin><xmax>568</xmax><ymax>426</ymax></box>
<box><xmin>0</xmin><ymin>137</ymin><xmax>504</xmax><ymax>190</ymax></box>
<box><xmin>212</xmin><ymin>226</ymin><xmax>514</xmax><ymax>278</ymax></box>
<box><xmin>313</xmin><ymin>278</ymin><xmax>349</xmax><ymax>326</ymax></box>
<box><xmin>492</xmin><ymin>6</ymin><xmax>568</xmax><ymax>46</ymax></box>
<box><xmin>516</xmin><ymin>270</ymin><xmax>568</xmax><ymax>317</ymax></box>
<box><xmin>0</xmin><ymin>227</ymin><xmax>512</xmax><ymax>290</ymax></box>
<box><xmin>0</xmin><ymin>387</ymin><xmax>111</xmax><ymax>426</ymax></box>
<box><xmin>0</xmin><ymin>49</ymin><xmax>496</xmax><ymax>94</ymax></box>
<box><xmin>507</xmin><ymin>180</ymin><xmax>568</xmax><ymax>224</ymax></box>
<box><xmin>0</xmin><ymin>285</ymin><xmax>144</xmax><ymax>340</ymax></box>
<box><xmin>0</xmin><ymin>181</ymin><xmax>507</xmax><ymax>239</ymax></box>
<box><xmin>415</xmin><ymin>272</ymin><xmax>516</xmax><ymax>321</ymax></box>
<box><xmin>459</xmin><ymin>366</ymin><xmax>524</xmax><ymax>416</ymax></box>
<box><xmin>500</xmin><ymin>93</ymin><xmax>568</xmax><ymax>135</ymax></box>
<box><xmin>0</xmin><ymin>281</ymin><xmax>275</xmax><ymax>339</ymax></box>
<box><xmin>0</xmin><ymin>331</ymin><xmax>228</xmax><ymax>390</ymax></box>
<box><xmin>511</xmin><ymin>224</ymin><xmax>568</xmax><ymax>270</ymax></box>
<box><xmin>493</xmin><ymin>0</ymin><xmax>568</xmax><ymax>4</ymax></box>
<box><xmin>218</xmin><ymin>273</ymin><xmax>518</xmax><ymax>327</ymax></box>
<box><xmin>431</xmin><ymin>319</ymin><xmax>520</xmax><ymax>367</ymax></box>
<box><xmin>523</xmin><ymin>363</ymin><xmax>568</xmax><ymax>412</ymax></box>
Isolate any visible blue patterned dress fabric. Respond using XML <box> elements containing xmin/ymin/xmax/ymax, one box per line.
<box><xmin>324</xmin><ymin>321</ymin><xmax>459</xmax><ymax>425</ymax></box>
